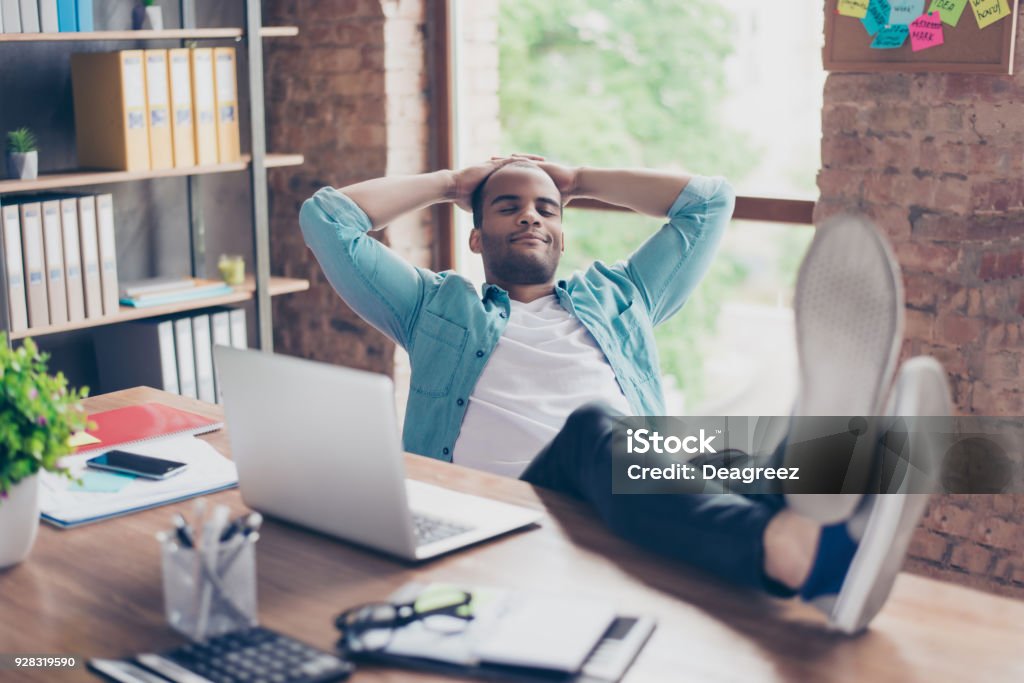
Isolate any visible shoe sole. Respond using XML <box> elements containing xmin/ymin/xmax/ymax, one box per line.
<box><xmin>828</xmin><ymin>357</ymin><xmax>953</xmax><ymax>634</ymax></box>
<box><xmin>786</xmin><ymin>214</ymin><xmax>904</xmax><ymax>522</ymax></box>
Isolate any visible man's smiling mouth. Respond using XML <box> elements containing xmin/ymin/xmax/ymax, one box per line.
<box><xmin>511</xmin><ymin>233</ymin><xmax>549</xmax><ymax>244</ymax></box>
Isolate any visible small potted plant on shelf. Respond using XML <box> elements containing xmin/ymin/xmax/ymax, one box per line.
<box><xmin>0</xmin><ymin>335</ymin><xmax>90</xmax><ymax>569</ymax></box>
<box><xmin>5</xmin><ymin>127</ymin><xmax>38</xmax><ymax>181</ymax></box>
<box><xmin>132</xmin><ymin>0</ymin><xmax>164</xmax><ymax>31</ymax></box>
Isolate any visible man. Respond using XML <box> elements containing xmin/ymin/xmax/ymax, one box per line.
<box><xmin>300</xmin><ymin>156</ymin><xmax>951</xmax><ymax>633</ymax></box>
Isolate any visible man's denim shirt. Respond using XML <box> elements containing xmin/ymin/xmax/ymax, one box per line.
<box><xmin>299</xmin><ymin>175</ymin><xmax>735</xmax><ymax>462</ymax></box>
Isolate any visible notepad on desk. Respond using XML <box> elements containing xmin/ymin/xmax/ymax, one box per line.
<box><xmin>361</xmin><ymin>582</ymin><xmax>655</xmax><ymax>682</ymax></box>
<box><xmin>41</xmin><ymin>435</ymin><xmax>238</xmax><ymax>528</ymax></box>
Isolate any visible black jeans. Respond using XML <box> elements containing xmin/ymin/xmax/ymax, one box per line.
<box><xmin>520</xmin><ymin>402</ymin><xmax>795</xmax><ymax>596</ymax></box>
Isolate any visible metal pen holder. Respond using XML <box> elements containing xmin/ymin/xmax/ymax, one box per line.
<box><xmin>160</xmin><ymin>535</ymin><xmax>259</xmax><ymax>642</ymax></box>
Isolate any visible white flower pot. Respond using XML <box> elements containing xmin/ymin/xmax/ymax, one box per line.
<box><xmin>0</xmin><ymin>474</ymin><xmax>41</xmax><ymax>569</ymax></box>
<box><xmin>5</xmin><ymin>150</ymin><xmax>38</xmax><ymax>180</ymax></box>
<box><xmin>146</xmin><ymin>6</ymin><xmax>164</xmax><ymax>30</ymax></box>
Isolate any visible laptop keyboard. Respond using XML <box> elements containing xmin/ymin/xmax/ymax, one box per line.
<box><xmin>411</xmin><ymin>511</ymin><xmax>474</xmax><ymax>546</ymax></box>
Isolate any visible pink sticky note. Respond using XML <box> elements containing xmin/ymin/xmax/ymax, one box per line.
<box><xmin>910</xmin><ymin>11</ymin><xmax>944</xmax><ymax>51</ymax></box>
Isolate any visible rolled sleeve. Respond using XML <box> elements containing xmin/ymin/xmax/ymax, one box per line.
<box><xmin>622</xmin><ymin>175</ymin><xmax>735</xmax><ymax>326</ymax></box>
<box><xmin>299</xmin><ymin>187</ymin><xmax>426</xmax><ymax>348</ymax></box>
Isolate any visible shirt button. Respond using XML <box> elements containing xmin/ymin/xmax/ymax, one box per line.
<box><xmin>475</xmin><ymin>350</ymin><xmax>484</xmax><ymax>357</ymax></box>
<box><xmin>443</xmin><ymin>447</ymin><xmax>449</xmax><ymax>455</ymax></box>
<box><xmin>499</xmin><ymin>312</ymin><xmax>506</xmax><ymax>319</ymax></box>
<box><xmin>457</xmin><ymin>398</ymin><xmax>465</xmax><ymax>406</ymax></box>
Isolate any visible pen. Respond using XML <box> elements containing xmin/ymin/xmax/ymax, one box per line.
<box><xmin>172</xmin><ymin>513</ymin><xmax>194</xmax><ymax>548</ymax></box>
<box><xmin>196</xmin><ymin>505</ymin><xmax>230</xmax><ymax>638</ymax></box>
<box><xmin>192</xmin><ymin>498</ymin><xmax>208</xmax><ymax>545</ymax></box>
<box><xmin>218</xmin><ymin>517</ymin><xmax>242</xmax><ymax>543</ymax></box>
<box><xmin>242</xmin><ymin>512</ymin><xmax>262</xmax><ymax>536</ymax></box>
<box><xmin>218</xmin><ymin>511</ymin><xmax>261</xmax><ymax>543</ymax></box>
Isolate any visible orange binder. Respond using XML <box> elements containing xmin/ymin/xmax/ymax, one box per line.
<box><xmin>77</xmin><ymin>195</ymin><xmax>104</xmax><ymax>319</ymax></box>
<box><xmin>190</xmin><ymin>48</ymin><xmax>218</xmax><ymax>166</ymax></box>
<box><xmin>143</xmin><ymin>49</ymin><xmax>174</xmax><ymax>170</ymax></box>
<box><xmin>19</xmin><ymin>202</ymin><xmax>49</xmax><ymax>329</ymax></box>
<box><xmin>1</xmin><ymin>203</ymin><xmax>29</xmax><ymax>334</ymax></box>
<box><xmin>40</xmin><ymin>199</ymin><xmax>69</xmax><ymax>326</ymax></box>
<box><xmin>213</xmin><ymin>46</ymin><xmax>241</xmax><ymax>163</ymax></box>
<box><xmin>59</xmin><ymin>197</ymin><xmax>86</xmax><ymax>323</ymax></box>
<box><xmin>71</xmin><ymin>50</ymin><xmax>151</xmax><ymax>171</ymax></box>
<box><xmin>167</xmin><ymin>48</ymin><xmax>196</xmax><ymax>167</ymax></box>
<box><xmin>95</xmin><ymin>194</ymin><xmax>120</xmax><ymax>316</ymax></box>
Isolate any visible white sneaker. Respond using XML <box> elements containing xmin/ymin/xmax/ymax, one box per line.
<box><xmin>802</xmin><ymin>356</ymin><xmax>952</xmax><ymax>634</ymax></box>
<box><xmin>784</xmin><ymin>214</ymin><xmax>904</xmax><ymax>523</ymax></box>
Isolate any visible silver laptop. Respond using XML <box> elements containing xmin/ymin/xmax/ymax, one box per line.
<box><xmin>214</xmin><ymin>346</ymin><xmax>542</xmax><ymax>561</ymax></box>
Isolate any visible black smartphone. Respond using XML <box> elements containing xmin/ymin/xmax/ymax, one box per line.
<box><xmin>86</xmin><ymin>450</ymin><xmax>188</xmax><ymax>480</ymax></box>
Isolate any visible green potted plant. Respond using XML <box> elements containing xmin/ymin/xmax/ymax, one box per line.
<box><xmin>5</xmin><ymin>127</ymin><xmax>38</xmax><ymax>181</ymax></box>
<box><xmin>0</xmin><ymin>335</ymin><xmax>90</xmax><ymax>568</ymax></box>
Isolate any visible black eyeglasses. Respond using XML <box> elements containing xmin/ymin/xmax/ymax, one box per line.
<box><xmin>334</xmin><ymin>588</ymin><xmax>474</xmax><ymax>653</ymax></box>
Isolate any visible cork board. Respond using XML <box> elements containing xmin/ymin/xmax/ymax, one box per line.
<box><xmin>824</xmin><ymin>0</ymin><xmax>1019</xmax><ymax>74</ymax></box>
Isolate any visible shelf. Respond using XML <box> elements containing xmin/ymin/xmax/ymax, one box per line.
<box><xmin>0</xmin><ymin>153</ymin><xmax>304</xmax><ymax>194</ymax></box>
<box><xmin>258</xmin><ymin>27</ymin><xmax>299</xmax><ymax>38</ymax></box>
<box><xmin>10</xmin><ymin>276</ymin><xmax>310</xmax><ymax>340</ymax></box>
<box><xmin>264</xmin><ymin>153</ymin><xmax>304</xmax><ymax>168</ymax></box>
<box><xmin>0</xmin><ymin>26</ymin><xmax>299</xmax><ymax>42</ymax></box>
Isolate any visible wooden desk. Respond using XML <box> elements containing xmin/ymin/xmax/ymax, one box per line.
<box><xmin>2</xmin><ymin>387</ymin><xmax>1023</xmax><ymax>682</ymax></box>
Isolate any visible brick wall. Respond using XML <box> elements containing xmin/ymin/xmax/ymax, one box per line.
<box><xmin>818</xmin><ymin>14</ymin><xmax>1024</xmax><ymax>598</ymax></box>
<box><xmin>262</xmin><ymin>0</ymin><xmax>432</xmax><ymax>375</ymax></box>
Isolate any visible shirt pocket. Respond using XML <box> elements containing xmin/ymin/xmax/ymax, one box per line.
<box><xmin>410</xmin><ymin>311</ymin><xmax>468</xmax><ymax>397</ymax></box>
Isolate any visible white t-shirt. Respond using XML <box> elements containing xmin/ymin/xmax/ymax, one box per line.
<box><xmin>452</xmin><ymin>294</ymin><xmax>632</xmax><ymax>478</ymax></box>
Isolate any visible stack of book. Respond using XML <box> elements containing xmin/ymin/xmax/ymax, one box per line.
<box><xmin>71</xmin><ymin>47</ymin><xmax>240</xmax><ymax>171</ymax></box>
<box><xmin>119</xmin><ymin>277</ymin><xmax>233</xmax><ymax>308</ymax></box>
<box><xmin>94</xmin><ymin>307</ymin><xmax>248</xmax><ymax>404</ymax></box>
<box><xmin>0</xmin><ymin>192</ymin><xmax>118</xmax><ymax>332</ymax></box>
<box><xmin>1</xmin><ymin>0</ymin><xmax>92</xmax><ymax>33</ymax></box>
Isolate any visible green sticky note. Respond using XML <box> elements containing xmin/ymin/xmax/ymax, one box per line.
<box><xmin>70</xmin><ymin>470</ymin><xmax>136</xmax><ymax>493</ymax></box>
<box><xmin>928</xmin><ymin>0</ymin><xmax>968</xmax><ymax>26</ymax></box>
<box><xmin>971</xmin><ymin>0</ymin><xmax>1010</xmax><ymax>29</ymax></box>
<box><xmin>838</xmin><ymin>0</ymin><xmax>871</xmax><ymax>18</ymax></box>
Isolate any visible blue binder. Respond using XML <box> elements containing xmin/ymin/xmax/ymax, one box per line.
<box><xmin>74</xmin><ymin>0</ymin><xmax>91</xmax><ymax>31</ymax></box>
<box><xmin>55</xmin><ymin>0</ymin><xmax>75</xmax><ymax>31</ymax></box>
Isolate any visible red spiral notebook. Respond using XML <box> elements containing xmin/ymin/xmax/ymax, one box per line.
<box><xmin>74</xmin><ymin>402</ymin><xmax>223</xmax><ymax>455</ymax></box>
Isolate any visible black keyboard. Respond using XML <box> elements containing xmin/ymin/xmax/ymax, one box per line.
<box><xmin>135</xmin><ymin>627</ymin><xmax>353</xmax><ymax>683</ymax></box>
<box><xmin>411</xmin><ymin>511</ymin><xmax>473</xmax><ymax>546</ymax></box>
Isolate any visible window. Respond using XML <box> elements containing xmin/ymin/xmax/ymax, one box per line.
<box><xmin>453</xmin><ymin>0</ymin><xmax>824</xmax><ymax>413</ymax></box>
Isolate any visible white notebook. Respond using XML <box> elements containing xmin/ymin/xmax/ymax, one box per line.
<box><xmin>39</xmin><ymin>436</ymin><xmax>238</xmax><ymax>528</ymax></box>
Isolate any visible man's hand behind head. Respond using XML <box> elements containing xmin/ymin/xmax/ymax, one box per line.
<box><xmin>450</xmin><ymin>157</ymin><xmax>523</xmax><ymax>212</ymax></box>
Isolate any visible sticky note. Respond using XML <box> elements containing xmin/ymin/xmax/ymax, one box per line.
<box><xmin>971</xmin><ymin>0</ymin><xmax>1011</xmax><ymax>29</ymax></box>
<box><xmin>70</xmin><ymin>470</ymin><xmax>136</xmax><ymax>493</ymax></box>
<box><xmin>68</xmin><ymin>431</ymin><xmax>102</xmax><ymax>448</ymax></box>
<box><xmin>890</xmin><ymin>0</ymin><xmax>925</xmax><ymax>24</ymax></box>
<box><xmin>871</xmin><ymin>23</ymin><xmax>910</xmax><ymax>48</ymax></box>
<box><xmin>863</xmin><ymin>0</ymin><xmax>893</xmax><ymax>35</ymax></box>
<box><xmin>839</xmin><ymin>0</ymin><xmax>871</xmax><ymax>18</ymax></box>
<box><xmin>928</xmin><ymin>0</ymin><xmax>969</xmax><ymax>26</ymax></box>
<box><xmin>911</xmin><ymin>11</ymin><xmax>945</xmax><ymax>50</ymax></box>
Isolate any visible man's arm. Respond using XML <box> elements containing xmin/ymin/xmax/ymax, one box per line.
<box><xmin>573</xmin><ymin>167</ymin><xmax>693</xmax><ymax>218</ymax></box>
<box><xmin>339</xmin><ymin>170</ymin><xmax>454</xmax><ymax>230</ymax></box>
<box><xmin>299</xmin><ymin>159</ymin><xmax>522</xmax><ymax>347</ymax></box>
<box><xmin>621</xmin><ymin>175</ymin><xmax>735</xmax><ymax>326</ymax></box>
<box><xmin>533</xmin><ymin>159</ymin><xmax>734</xmax><ymax>327</ymax></box>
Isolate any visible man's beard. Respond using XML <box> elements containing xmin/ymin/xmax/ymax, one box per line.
<box><xmin>481</xmin><ymin>234</ymin><xmax>559</xmax><ymax>285</ymax></box>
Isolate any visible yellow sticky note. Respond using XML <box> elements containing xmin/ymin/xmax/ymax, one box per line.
<box><xmin>971</xmin><ymin>0</ymin><xmax>1010</xmax><ymax>29</ymax></box>
<box><xmin>68</xmin><ymin>431</ymin><xmax>101</xmax><ymax>448</ymax></box>
<box><xmin>838</xmin><ymin>0</ymin><xmax>871</xmax><ymax>18</ymax></box>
